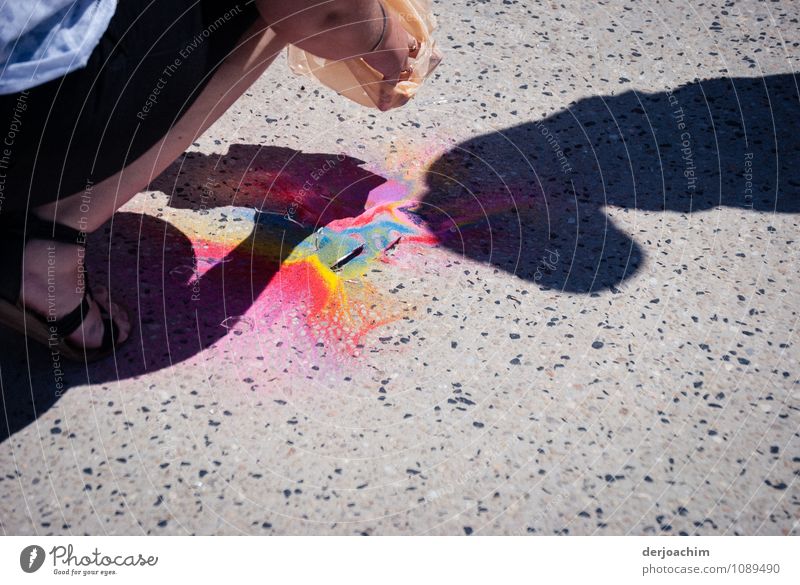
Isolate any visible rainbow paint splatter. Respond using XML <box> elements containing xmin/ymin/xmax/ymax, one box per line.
<box><xmin>120</xmin><ymin>143</ymin><xmax>519</xmax><ymax>364</ymax></box>
<box><xmin>244</xmin><ymin>189</ymin><xmax>438</xmax><ymax>356</ymax></box>
<box><xmin>127</xmin><ymin>162</ymin><xmax>435</xmax><ymax>359</ymax></box>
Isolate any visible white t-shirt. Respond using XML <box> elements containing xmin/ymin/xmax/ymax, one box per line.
<box><xmin>0</xmin><ymin>0</ymin><xmax>117</xmax><ymax>94</ymax></box>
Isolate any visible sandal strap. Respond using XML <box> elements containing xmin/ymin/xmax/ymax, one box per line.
<box><xmin>51</xmin><ymin>293</ymin><xmax>92</xmax><ymax>338</ymax></box>
<box><xmin>100</xmin><ymin>316</ymin><xmax>118</xmax><ymax>351</ymax></box>
<box><xmin>21</xmin><ymin>212</ymin><xmax>85</xmax><ymax>246</ymax></box>
<box><xmin>0</xmin><ymin>211</ymin><xmax>86</xmax><ymax>304</ymax></box>
<box><xmin>44</xmin><ymin>286</ymin><xmax>122</xmax><ymax>353</ymax></box>
<box><xmin>0</xmin><ymin>227</ymin><xmax>26</xmax><ymax>303</ymax></box>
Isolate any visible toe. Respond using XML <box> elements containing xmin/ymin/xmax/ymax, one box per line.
<box><xmin>107</xmin><ymin>301</ymin><xmax>131</xmax><ymax>343</ymax></box>
<box><xmin>67</xmin><ymin>286</ymin><xmax>131</xmax><ymax>349</ymax></box>
<box><xmin>91</xmin><ymin>287</ymin><xmax>131</xmax><ymax>342</ymax></box>
<box><xmin>93</xmin><ymin>285</ymin><xmax>109</xmax><ymax>302</ymax></box>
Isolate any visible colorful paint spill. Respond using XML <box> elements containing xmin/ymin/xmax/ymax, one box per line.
<box><xmin>123</xmin><ymin>154</ymin><xmax>429</xmax><ymax>361</ymax></box>
<box><xmin>268</xmin><ymin>192</ymin><xmax>440</xmax><ymax>355</ymax></box>
<box><xmin>118</xmin><ymin>143</ymin><xmax>523</xmax><ymax>368</ymax></box>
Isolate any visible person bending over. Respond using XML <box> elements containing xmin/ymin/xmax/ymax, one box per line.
<box><xmin>0</xmin><ymin>0</ymin><xmax>418</xmax><ymax>360</ymax></box>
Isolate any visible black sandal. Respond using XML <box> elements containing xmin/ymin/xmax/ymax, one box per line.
<box><xmin>0</xmin><ymin>212</ymin><xmax>129</xmax><ymax>362</ymax></box>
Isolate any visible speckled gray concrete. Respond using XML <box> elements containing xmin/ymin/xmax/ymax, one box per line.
<box><xmin>1</xmin><ymin>1</ymin><xmax>798</xmax><ymax>535</ymax></box>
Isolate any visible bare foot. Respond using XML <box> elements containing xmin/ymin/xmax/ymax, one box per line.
<box><xmin>18</xmin><ymin>238</ymin><xmax>131</xmax><ymax>350</ymax></box>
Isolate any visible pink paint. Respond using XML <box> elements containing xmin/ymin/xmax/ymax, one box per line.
<box><xmin>109</xmin><ymin>144</ymin><xmax>525</xmax><ymax>373</ymax></box>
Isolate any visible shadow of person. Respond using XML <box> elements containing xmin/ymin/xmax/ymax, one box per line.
<box><xmin>0</xmin><ymin>145</ymin><xmax>384</xmax><ymax>443</ymax></box>
<box><xmin>418</xmin><ymin>73</ymin><xmax>799</xmax><ymax>293</ymax></box>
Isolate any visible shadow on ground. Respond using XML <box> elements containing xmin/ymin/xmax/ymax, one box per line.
<box><xmin>0</xmin><ymin>145</ymin><xmax>382</xmax><ymax>442</ymax></box>
<box><xmin>418</xmin><ymin>73</ymin><xmax>798</xmax><ymax>292</ymax></box>
<box><xmin>1</xmin><ymin>74</ymin><xmax>798</xmax><ymax>442</ymax></box>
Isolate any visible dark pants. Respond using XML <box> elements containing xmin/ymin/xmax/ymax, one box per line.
<box><xmin>0</xmin><ymin>0</ymin><xmax>259</xmax><ymax>214</ymax></box>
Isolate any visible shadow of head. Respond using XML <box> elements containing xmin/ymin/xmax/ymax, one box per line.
<box><xmin>154</xmin><ymin>144</ymin><xmax>384</xmax><ymax>226</ymax></box>
<box><xmin>0</xmin><ymin>145</ymin><xmax>385</xmax><ymax>443</ymax></box>
<box><xmin>419</xmin><ymin>73</ymin><xmax>799</xmax><ymax>293</ymax></box>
